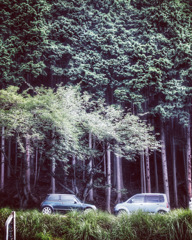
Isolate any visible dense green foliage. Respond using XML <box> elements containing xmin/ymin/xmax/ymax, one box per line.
<box><xmin>2</xmin><ymin>0</ymin><xmax>192</xmax><ymax>109</ymax></box>
<box><xmin>0</xmin><ymin>0</ymin><xmax>50</xmax><ymax>87</ymax></box>
<box><xmin>1</xmin><ymin>208</ymin><xmax>192</xmax><ymax>240</ymax></box>
<box><xmin>44</xmin><ymin>0</ymin><xmax>192</xmax><ymax>119</ymax></box>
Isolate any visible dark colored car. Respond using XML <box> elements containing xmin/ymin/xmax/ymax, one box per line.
<box><xmin>40</xmin><ymin>194</ymin><xmax>97</xmax><ymax>214</ymax></box>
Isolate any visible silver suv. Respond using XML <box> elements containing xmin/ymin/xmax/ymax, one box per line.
<box><xmin>114</xmin><ymin>193</ymin><xmax>170</xmax><ymax>215</ymax></box>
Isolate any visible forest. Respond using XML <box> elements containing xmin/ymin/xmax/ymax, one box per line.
<box><xmin>0</xmin><ymin>0</ymin><xmax>192</xmax><ymax>212</ymax></box>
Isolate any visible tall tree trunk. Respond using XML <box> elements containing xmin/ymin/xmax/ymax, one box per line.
<box><xmin>187</xmin><ymin>115</ymin><xmax>191</xmax><ymax>202</ymax></box>
<box><xmin>72</xmin><ymin>155</ymin><xmax>78</xmax><ymax>195</ymax></box>
<box><xmin>113</xmin><ymin>153</ymin><xmax>116</xmax><ymax>187</ymax></box>
<box><xmin>183</xmin><ymin>140</ymin><xmax>188</xmax><ymax>206</ymax></box>
<box><xmin>161</xmin><ymin>122</ymin><xmax>170</xmax><ymax>204</ymax></box>
<box><xmin>51</xmin><ymin>130</ymin><xmax>56</xmax><ymax>193</ymax></box>
<box><xmin>153</xmin><ymin>150</ymin><xmax>159</xmax><ymax>192</ymax></box>
<box><xmin>103</xmin><ymin>143</ymin><xmax>106</xmax><ymax>177</ymax></box>
<box><xmin>25</xmin><ymin>136</ymin><xmax>31</xmax><ymax>193</ymax></box>
<box><xmin>140</xmin><ymin>152</ymin><xmax>144</xmax><ymax>193</ymax></box>
<box><xmin>106</xmin><ymin>144</ymin><xmax>111</xmax><ymax>213</ymax></box>
<box><xmin>172</xmin><ymin>135</ymin><xmax>178</xmax><ymax>207</ymax></box>
<box><xmin>145</xmin><ymin>147</ymin><xmax>151</xmax><ymax>193</ymax></box>
<box><xmin>33</xmin><ymin>148</ymin><xmax>38</xmax><ymax>187</ymax></box>
<box><xmin>88</xmin><ymin>133</ymin><xmax>94</xmax><ymax>201</ymax></box>
<box><xmin>152</xmin><ymin>118</ymin><xmax>159</xmax><ymax>192</ymax></box>
<box><xmin>7</xmin><ymin>137</ymin><xmax>11</xmax><ymax>178</ymax></box>
<box><xmin>37</xmin><ymin>151</ymin><xmax>42</xmax><ymax>185</ymax></box>
<box><xmin>140</xmin><ymin>151</ymin><xmax>146</xmax><ymax>193</ymax></box>
<box><xmin>1</xmin><ymin>126</ymin><xmax>5</xmax><ymax>192</ymax></box>
<box><xmin>15</xmin><ymin>135</ymin><xmax>18</xmax><ymax>174</ymax></box>
<box><xmin>83</xmin><ymin>159</ymin><xmax>85</xmax><ymax>181</ymax></box>
<box><xmin>116</xmin><ymin>154</ymin><xmax>123</xmax><ymax>203</ymax></box>
<box><xmin>51</xmin><ymin>158</ymin><xmax>56</xmax><ymax>193</ymax></box>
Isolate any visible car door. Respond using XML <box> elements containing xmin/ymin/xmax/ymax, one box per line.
<box><xmin>71</xmin><ymin>197</ymin><xmax>83</xmax><ymax>211</ymax></box>
<box><xmin>47</xmin><ymin>194</ymin><xmax>62</xmax><ymax>211</ymax></box>
<box><xmin>60</xmin><ymin>195</ymin><xmax>82</xmax><ymax>211</ymax></box>
<box><xmin>126</xmin><ymin>195</ymin><xmax>145</xmax><ymax>212</ymax></box>
<box><xmin>144</xmin><ymin>195</ymin><xmax>161</xmax><ymax>212</ymax></box>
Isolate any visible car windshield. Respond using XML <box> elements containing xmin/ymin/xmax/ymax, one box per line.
<box><xmin>75</xmin><ymin>197</ymin><xmax>81</xmax><ymax>203</ymax></box>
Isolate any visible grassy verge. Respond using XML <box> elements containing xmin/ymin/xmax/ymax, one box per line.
<box><xmin>0</xmin><ymin>208</ymin><xmax>192</xmax><ymax>240</ymax></box>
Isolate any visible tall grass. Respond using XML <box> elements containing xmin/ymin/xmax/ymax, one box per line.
<box><xmin>1</xmin><ymin>208</ymin><xmax>192</xmax><ymax>240</ymax></box>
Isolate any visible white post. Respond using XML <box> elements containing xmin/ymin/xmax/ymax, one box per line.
<box><xmin>5</xmin><ymin>211</ymin><xmax>16</xmax><ymax>240</ymax></box>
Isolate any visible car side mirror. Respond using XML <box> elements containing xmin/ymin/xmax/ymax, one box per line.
<box><xmin>128</xmin><ymin>199</ymin><xmax>133</xmax><ymax>203</ymax></box>
<box><xmin>74</xmin><ymin>200</ymin><xmax>77</xmax><ymax>204</ymax></box>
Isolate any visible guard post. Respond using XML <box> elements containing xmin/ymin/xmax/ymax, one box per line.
<box><xmin>5</xmin><ymin>211</ymin><xmax>16</xmax><ymax>240</ymax></box>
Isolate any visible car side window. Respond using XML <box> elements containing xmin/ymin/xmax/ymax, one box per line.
<box><xmin>47</xmin><ymin>195</ymin><xmax>59</xmax><ymax>201</ymax></box>
<box><xmin>65</xmin><ymin>199</ymin><xmax>74</xmax><ymax>203</ymax></box>
<box><xmin>146</xmin><ymin>195</ymin><xmax>160</xmax><ymax>203</ymax></box>
<box><xmin>159</xmin><ymin>195</ymin><xmax>164</xmax><ymax>202</ymax></box>
<box><xmin>60</xmin><ymin>195</ymin><xmax>75</xmax><ymax>203</ymax></box>
<box><xmin>145</xmin><ymin>195</ymin><xmax>165</xmax><ymax>203</ymax></box>
<box><xmin>131</xmin><ymin>195</ymin><xmax>145</xmax><ymax>203</ymax></box>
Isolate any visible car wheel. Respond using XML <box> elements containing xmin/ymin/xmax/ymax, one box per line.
<box><xmin>117</xmin><ymin>209</ymin><xmax>127</xmax><ymax>216</ymax></box>
<box><xmin>84</xmin><ymin>208</ymin><xmax>93</xmax><ymax>214</ymax></box>
<box><xmin>158</xmin><ymin>210</ymin><xmax>166</xmax><ymax>214</ymax></box>
<box><xmin>42</xmin><ymin>206</ymin><xmax>52</xmax><ymax>215</ymax></box>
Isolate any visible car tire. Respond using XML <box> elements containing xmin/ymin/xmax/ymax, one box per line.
<box><xmin>158</xmin><ymin>210</ymin><xmax>166</xmax><ymax>214</ymax></box>
<box><xmin>117</xmin><ymin>209</ymin><xmax>127</xmax><ymax>216</ymax></box>
<box><xmin>84</xmin><ymin>208</ymin><xmax>93</xmax><ymax>214</ymax></box>
<box><xmin>42</xmin><ymin>206</ymin><xmax>52</xmax><ymax>215</ymax></box>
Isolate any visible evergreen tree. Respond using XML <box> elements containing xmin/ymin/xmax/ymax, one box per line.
<box><xmin>0</xmin><ymin>0</ymin><xmax>50</xmax><ymax>88</ymax></box>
